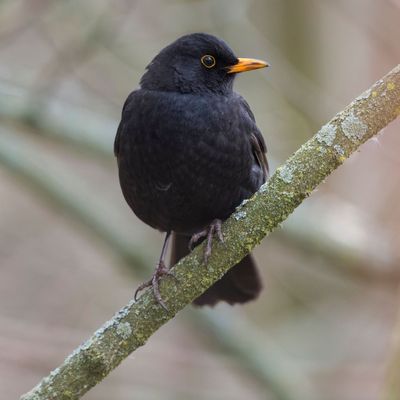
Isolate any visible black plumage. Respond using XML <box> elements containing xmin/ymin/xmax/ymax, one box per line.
<box><xmin>115</xmin><ymin>33</ymin><xmax>269</xmax><ymax>308</ymax></box>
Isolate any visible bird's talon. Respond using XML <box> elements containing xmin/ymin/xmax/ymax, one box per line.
<box><xmin>188</xmin><ymin>231</ymin><xmax>207</xmax><ymax>250</ymax></box>
<box><xmin>215</xmin><ymin>221</ymin><xmax>224</xmax><ymax>243</ymax></box>
<box><xmin>204</xmin><ymin>247</ymin><xmax>212</xmax><ymax>264</ymax></box>
<box><xmin>134</xmin><ymin>260</ymin><xmax>175</xmax><ymax>310</ymax></box>
<box><xmin>134</xmin><ymin>280</ymin><xmax>152</xmax><ymax>301</ymax></box>
<box><xmin>152</xmin><ymin>276</ymin><xmax>169</xmax><ymax>311</ymax></box>
<box><xmin>189</xmin><ymin>219</ymin><xmax>224</xmax><ymax>264</ymax></box>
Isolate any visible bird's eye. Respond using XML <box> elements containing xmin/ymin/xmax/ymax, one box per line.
<box><xmin>201</xmin><ymin>55</ymin><xmax>216</xmax><ymax>68</ymax></box>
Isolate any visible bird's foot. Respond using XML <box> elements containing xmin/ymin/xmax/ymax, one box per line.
<box><xmin>134</xmin><ymin>261</ymin><xmax>176</xmax><ymax>311</ymax></box>
<box><xmin>189</xmin><ymin>219</ymin><xmax>224</xmax><ymax>263</ymax></box>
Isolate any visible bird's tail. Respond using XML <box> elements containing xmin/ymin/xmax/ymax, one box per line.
<box><xmin>171</xmin><ymin>233</ymin><xmax>262</xmax><ymax>306</ymax></box>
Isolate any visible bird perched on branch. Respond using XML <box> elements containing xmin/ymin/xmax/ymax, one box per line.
<box><xmin>115</xmin><ymin>33</ymin><xmax>269</xmax><ymax>309</ymax></box>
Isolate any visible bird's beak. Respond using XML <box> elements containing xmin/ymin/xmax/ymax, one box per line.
<box><xmin>227</xmin><ymin>58</ymin><xmax>269</xmax><ymax>74</ymax></box>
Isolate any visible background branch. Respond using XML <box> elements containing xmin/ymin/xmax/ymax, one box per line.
<box><xmin>382</xmin><ymin>290</ymin><xmax>400</xmax><ymax>400</ymax></box>
<box><xmin>20</xmin><ymin>65</ymin><xmax>400</xmax><ymax>400</ymax></box>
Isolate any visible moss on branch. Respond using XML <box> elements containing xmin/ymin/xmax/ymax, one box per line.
<box><xmin>21</xmin><ymin>65</ymin><xmax>400</xmax><ymax>400</ymax></box>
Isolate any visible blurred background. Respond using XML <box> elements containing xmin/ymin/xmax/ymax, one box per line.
<box><xmin>1</xmin><ymin>1</ymin><xmax>400</xmax><ymax>399</ymax></box>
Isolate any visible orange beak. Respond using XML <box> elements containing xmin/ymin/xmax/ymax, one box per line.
<box><xmin>227</xmin><ymin>57</ymin><xmax>269</xmax><ymax>74</ymax></box>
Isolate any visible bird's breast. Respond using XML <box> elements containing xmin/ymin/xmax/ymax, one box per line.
<box><xmin>117</xmin><ymin>90</ymin><xmax>254</xmax><ymax>232</ymax></box>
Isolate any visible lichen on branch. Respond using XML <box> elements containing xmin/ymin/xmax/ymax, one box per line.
<box><xmin>21</xmin><ymin>65</ymin><xmax>400</xmax><ymax>400</ymax></box>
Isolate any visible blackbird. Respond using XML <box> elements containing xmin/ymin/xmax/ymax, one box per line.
<box><xmin>115</xmin><ymin>33</ymin><xmax>269</xmax><ymax>309</ymax></box>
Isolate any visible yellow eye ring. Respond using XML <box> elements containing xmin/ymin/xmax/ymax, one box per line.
<box><xmin>201</xmin><ymin>55</ymin><xmax>216</xmax><ymax>68</ymax></box>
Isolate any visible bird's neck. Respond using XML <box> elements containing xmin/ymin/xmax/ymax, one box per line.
<box><xmin>140</xmin><ymin>67</ymin><xmax>234</xmax><ymax>95</ymax></box>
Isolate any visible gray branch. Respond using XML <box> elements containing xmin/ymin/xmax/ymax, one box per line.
<box><xmin>20</xmin><ymin>65</ymin><xmax>400</xmax><ymax>400</ymax></box>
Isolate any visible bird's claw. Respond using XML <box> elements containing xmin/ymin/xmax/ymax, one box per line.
<box><xmin>134</xmin><ymin>261</ymin><xmax>177</xmax><ymax>311</ymax></box>
<box><xmin>189</xmin><ymin>219</ymin><xmax>224</xmax><ymax>263</ymax></box>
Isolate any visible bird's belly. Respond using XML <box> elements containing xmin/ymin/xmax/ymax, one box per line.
<box><xmin>119</xmin><ymin>145</ymin><xmax>251</xmax><ymax>234</ymax></box>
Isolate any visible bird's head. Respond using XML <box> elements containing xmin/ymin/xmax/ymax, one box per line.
<box><xmin>140</xmin><ymin>33</ymin><xmax>268</xmax><ymax>95</ymax></box>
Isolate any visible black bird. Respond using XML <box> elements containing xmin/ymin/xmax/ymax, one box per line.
<box><xmin>115</xmin><ymin>33</ymin><xmax>269</xmax><ymax>308</ymax></box>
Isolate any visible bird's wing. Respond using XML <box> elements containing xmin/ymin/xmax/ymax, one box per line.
<box><xmin>250</xmin><ymin>130</ymin><xmax>269</xmax><ymax>178</ymax></box>
<box><xmin>114</xmin><ymin>91</ymin><xmax>136</xmax><ymax>157</ymax></box>
<box><xmin>238</xmin><ymin>96</ymin><xmax>269</xmax><ymax>179</ymax></box>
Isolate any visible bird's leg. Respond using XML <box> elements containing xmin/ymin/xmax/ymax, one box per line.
<box><xmin>134</xmin><ymin>231</ymin><xmax>175</xmax><ymax>310</ymax></box>
<box><xmin>189</xmin><ymin>219</ymin><xmax>224</xmax><ymax>263</ymax></box>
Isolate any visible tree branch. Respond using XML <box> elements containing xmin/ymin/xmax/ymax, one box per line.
<box><xmin>20</xmin><ymin>65</ymin><xmax>400</xmax><ymax>400</ymax></box>
<box><xmin>0</xmin><ymin>131</ymin><xmax>314</xmax><ymax>399</ymax></box>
